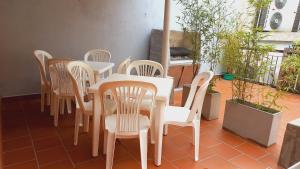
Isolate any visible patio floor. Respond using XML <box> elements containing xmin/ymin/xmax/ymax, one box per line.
<box><xmin>2</xmin><ymin>79</ymin><xmax>300</xmax><ymax>169</ymax></box>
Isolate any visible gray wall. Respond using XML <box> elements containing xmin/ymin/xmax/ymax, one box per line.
<box><xmin>0</xmin><ymin>0</ymin><xmax>154</xmax><ymax>97</ymax></box>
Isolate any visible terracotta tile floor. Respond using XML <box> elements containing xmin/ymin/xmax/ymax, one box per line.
<box><xmin>2</xmin><ymin>79</ymin><xmax>300</xmax><ymax>169</ymax></box>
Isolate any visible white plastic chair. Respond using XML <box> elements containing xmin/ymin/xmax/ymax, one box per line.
<box><xmin>99</xmin><ymin>81</ymin><xmax>157</xmax><ymax>169</ymax></box>
<box><xmin>33</xmin><ymin>50</ymin><xmax>53</xmax><ymax>113</ymax></box>
<box><xmin>48</xmin><ymin>59</ymin><xmax>74</xmax><ymax>126</ymax></box>
<box><xmin>126</xmin><ymin>60</ymin><xmax>164</xmax><ymax>143</ymax></box>
<box><xmin>126</xmin><ymin>60</ymin><xmax>164</xmax><ymax>77</ymax></box>
<box><xmin>84</xmin><ymin>49</ymin><xmax>111</xmax><ymax>62</ymax></box>
<box><xmin>67</xmin><ymin>61</ymin><xmax>116</xmax><ymax>145</ymax></box>
<box><xmin>117</xmin><ymin>57</ymin><xmax>131</xmax><ymax>74</ymax></box>
<box><xmin>163</xmin><ymin>71</ymin><xmax>214</xmax><ymax>161</ymax></box>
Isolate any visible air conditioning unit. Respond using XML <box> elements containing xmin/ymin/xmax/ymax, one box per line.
<box><xmin>264</xmin><ymin>0</ymin><xmax>300</xmax><ymax>32</ymax></box>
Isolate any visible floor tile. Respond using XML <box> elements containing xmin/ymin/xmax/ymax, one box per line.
<box><xmin>33</xmin><ymin>136</ymin><xmax>62</xmax><ymax>151</ymax></box>
<box><xmin>236</xmin><ymin>142</ymin><xmax>267</xmax><ymax>159</ymax></box>
<box><xmin>30</xmin><ymin>127</ymin><xmax>58</xmax><ymax>140</ymax></box>
<box><xmin>2</xmin><ymin>127</ymin><xmax>29</xmax><ymax>141</ymax></box>
<box><xmin>173</xmin><ymin>156</ymin><xmax>204</xmax><ymax>169</ymax></box>
<box><xmin>3</xmin><ymin>148</ymin><xmax>35</xmax><ymax>166</ymax></box>
<box><xmin>76</xmin><ymin>158</ymin><xmax>106</xmax><ymax>169</ymax></box>
<box><xmin>259</xmin><ymin>154</ymin><xmax>283</xmax><ymax>169</ymax></box>
<box><xmin>36</xmin><ymin>146</ymin><xmax>68</xmax><ymax>166</ymax></box>
<box><xmin>198</xmin><ymin>155</ymin><xmax>237</xmax><ymax>169</ymax></box>
<box><xmin>3</xmin><ymin>136</ymin><xmax>32</xmax><ymax>152</ymax></box>
<box><xmin>113</xmin><ymin>158</ymin><xmax>140</xmax><ymax>169</ymax></box>
<box><xmin>68</xmin><ymin>145</ymin><xmax>94</xmax><ymax>164</ymax></box>
<box><xmin>207</xmin><ymin>143</ymin><xmax>241</xmax><ymax>160</ymax></box>
<box><xmin>230</xmin><ymin>155</ymin><xmax>268</xmax><ymax>169</ymax></box>
<box><xmin>40</xmin><ymin>160</ymin><xmax>74</xmax><ymax>169</ymax></box>
<box><xmin>3</xmin><ymin>160</ymin><xmax>38</xmax><ymax>169</ymax></box>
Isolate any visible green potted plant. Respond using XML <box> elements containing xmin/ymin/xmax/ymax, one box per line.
<box><xmin>222</xmin><ymin>0</ymin><xmax>283</xmax><ymax>147</ymax></box>
<box><xmin>278</xmin><ymin>54</ymin><xmax>300</xmax><ymax>93</ymax></box>
<box><xmin>177</xmin><ymin>0</ymin><xmax>234</xmax><ymax>120</ymax></box>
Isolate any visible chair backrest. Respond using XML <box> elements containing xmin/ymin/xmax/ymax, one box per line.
<box><xmin>185</xmin><ymin>71</ymin><xmax>214</xmax><ymax>122</ymax></box>
<box><xmin>117</xmin><ymin>57</ymin><xmax>131</xmax><ymax>74</ymax></box>
<box><xmin>126</xmin><ymin>60</ymin><xmax>164</xmax><ymax>77</ymax></box>
<box><xmin>48</xmin><ymin>59</ymin><xmax>73</xmax><ymax>95</ymax></box>
<box><xmin>99</xmin><ymin>81</ymin><xmax>157</xmax><ymax>136</ymax></box>
<box><xmin>84</xmin><ymin>49</ymin><xmax>111</xmax><ymax>62</ymax></box>
<box><xmin>33</xmin><ymin>50</ymin><xmax>53</xmax><ymax>87</ymax></box>
<box><xmin>67</xmin><ymin>61</ymin><xmax>96</xmax><ymax>112</ymax></box>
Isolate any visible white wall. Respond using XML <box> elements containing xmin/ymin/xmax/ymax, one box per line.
<box><xmin>0</xmin><ymin>0</ymin><xmax>153</xmax><ymax>97</ymax></box>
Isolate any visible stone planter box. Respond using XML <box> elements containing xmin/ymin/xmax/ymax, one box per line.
<box><xmin>223</xmin><ymin>99</ymin><xmax>282</xmax><ymax>147</ymax></box>
<box><xmin>202</xmin><ymin>91</ymin><xmax>221</xmax><ymax>120</ymax></box>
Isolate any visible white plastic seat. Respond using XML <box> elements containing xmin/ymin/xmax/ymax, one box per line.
<box><xmin>164</xmin><ymin>106</ymin><xmax>191</xmax><ymax>124</ymax></box>
<box><xmin>163</xmin><ymin>71</ymin><xmax>214</xmax><ymax>161</ymax></box>
<box><xmin>99</xmin><ymin>81</ymin><xmax>157</xmax><ymax>169</ymax></box>
<box><xmin>48</xmin><ymin>59</ymin><xmax>75</xmax><ymax>127</ymax></box>
<box><xmin>84</xmin><ymin>49</ymin><xmax>111</xmax><ymax>62</ymax></box>
<box><xmin>67</xmin><ymin>61</ymin><xmax>116</xmax><ymax>145</ymax></box>
<box><xmin>33</xmin><ymin>50</ymin><xmax>53</xmax><ymax>113</ymax></box>
<box><xmin>117</xmin><ymin>56</ymin><xmax>131</xmax><ymax>74</ymax></box>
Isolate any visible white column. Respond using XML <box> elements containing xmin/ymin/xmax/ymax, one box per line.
<box><xmin>161</xmin><ymin>0</ymin><xmax>171</xmax><ymax>78</ymax></box>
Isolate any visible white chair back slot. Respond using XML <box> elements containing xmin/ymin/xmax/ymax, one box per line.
<box><xmin>126</xmin><ymin>60</ymin><xmax>164</xmax><ymax>77</ymax></box>
<box><xmin>100</xmin><ymin>81</ymin><xmax>157</xmax><ymax>136</ymax></box>
<box><xmin>84</xmin><ymin>49</ymin><xmax>111</xmax><ymax>62</ymax></box>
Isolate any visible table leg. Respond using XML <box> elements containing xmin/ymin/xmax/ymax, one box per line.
<box><xmin>154</xmin><ymin>100</ymin><xmax>166</xmax><ymax>166</ymax></box>
<box><xmin>92</xmin><ymin>93</ymin><xmax>101</xmax><ymax>157</ymax></box>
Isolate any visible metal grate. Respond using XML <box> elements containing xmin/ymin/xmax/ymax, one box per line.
<box><xmin>255</xmin><ymin>50</ymin><xmax>284</xmax><ymax>86</ymax></box>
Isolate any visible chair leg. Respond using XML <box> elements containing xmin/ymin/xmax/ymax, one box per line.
<box><xmin>74</xmin><ymin>109</ymin><xmax>80</xmax><ymax>145</ymax></box>
<box><xmin>193</xmin><ymin>120</ymin><xmax>200</xmax><ymax>161</ymax></box>
<box><xmin>50</xmin><ymin>92</ymin><xmax>55</xmax><ymax>116</ymax></box>
<box><xmin>139</xmin><ymin>130</ymin><xmax>148</xmax><ymax>169</ymax></box>
<box><xmin>41</xmin><ymin>87</ymin><xmax>45</xmax><ymax>112</ymax></box>
<box><xmin>106</xmin><ymin>131</ymin><xmax>116</xmax><ymax>169</ymax></box>
<box><xmin>83</xmin><ymin>114</ymin><xmax>90</xmax><ymax>132</ymax></box>
<box><xmin>46</xmin><ymin>90</ymin><xmax>51</xmax><ymax>106</ymax></box>
<box><xmin>150</xmin><ymin>111</ymin><xmax>155</xmax><ymax>144</ymax></box>
<box><xmin>163</xmin><ymin>124</ymin><xmax>168</xmax><ymax>136</ymax></box>
<box><xmin>60</xmin><ymin>98</ymin><xmax>65</xmax><ymax>115</ymax></box>
<box><xmin>54</xmin><ymin>95</ymin><xmax>60</xmax><ymax>127</ymax></box>
<box><xmin>66</xmin><ymin>98</ymin><xmax>72</xmax><ymax>114</ymax></box>
<box><xmin>103</xmin><ymin>129</ymin><xmax>108</xmax><ymax>155</ymax></box>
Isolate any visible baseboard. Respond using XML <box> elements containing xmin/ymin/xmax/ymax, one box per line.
<box><xmin>2</xmin><ymin>93</ymin><xmax>40</xmax><ymax>103</ymax></box>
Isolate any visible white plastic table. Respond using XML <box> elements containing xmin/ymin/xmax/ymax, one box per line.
<box><xmin>85</xmin><ymin>61</ymin><xmax>114</xmax><ymax>77</ymax></box>
<box><xmin>88</xmin><ymin>73</ymin><xmax>173</xmax><ymax>166</ymax></box>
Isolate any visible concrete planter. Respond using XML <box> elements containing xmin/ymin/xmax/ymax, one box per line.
<box><xmin>202</xmin><ymin>92</ymin><xmax>221</xmax><ymax>120</ymax></box>
<box><xmin>223</xmin><ymin>99</ymin><xmax>282</xmax><ymax>147</ymax></box>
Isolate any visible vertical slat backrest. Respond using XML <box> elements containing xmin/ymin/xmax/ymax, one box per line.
<box><xmin>99</xmin><ymin>81</ymin><xmax>157</xmax><ymax>136</ymax></box>
<box><xmin>126</xmin><ymin>60</ymin><xmax>164</xmax><ymax>77</ymax></box>
<box><xmin>33</xmin><ymin>50</ymin><xmax>53</xmax><ymax>87</ymax></box>
<box><xmin>186</xmin><ymin>71</ymin><xmax>214</xmax><ymax>122</ymax></box>
<box><xmin>67</xmin><ymin>61</ymin><xmax>95</xmax><ymax>112</ymax></box>
<box><xmin>117</xmin><ymin>57</ymin><xmax>131</xmax><ymax>74</ymax></box>
<box><xmin>84</xmin><ymin>49</ymin><xmax>111</xmax><ymax>62</ymax></box>
<box><xmin>48</xmin><ymin>59</ymin><xmax>72</xmax><ymax>95</ymax></box>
